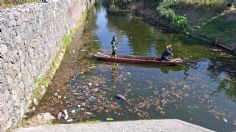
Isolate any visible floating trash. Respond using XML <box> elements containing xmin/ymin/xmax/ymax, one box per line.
<box><xmin>223</xmin><ymin>117</ymin><xmax>228</xmax><ymax>123</ymax></box>
<box><xmin>126</xmin><ymin>72</ymin><xmax>131</xmax><ymax>76</ymax></box>
<box><xmin>84</xmin><ymin>112</ymin><xmax>93</xmax><ymax>115</ymax></box>
<box><xmin>89</xmin><ymin>96</ymin><xmax>96</xmax><ymax>102</ymax></box>
<box><xmin>71</xmin><ymin>110</ymin><xmax>76</xmax><ymax>113</ymax></box>
<box><xmin>67</xmin><ymin>119</ymin><xmax>73</xmax><ymax>122</ymax></box>
<box><xmin>57</xmin><ymin>112</ymin><xmax>63</xmax><ymax>119</ymax></box>
<box><xmin>63</xmin><ymin>110</ymin><xmax>68</xmax><ymax>115</ymax></box>
<box><xmin>88</xmin><ymin>83</ymin><xmax>93</xmax><ymax>87</ymax></box>
<box><xmin>75</xmin><ymin>108</ymin><xmax>81</xmax><ymax>112</ymax></box>
<box><xmin>54</xmin><ymin>92</ymin><xmax>59</xmax><ymax>96</ymax></box>
<box><xmin>64</xmin><ymin>115</ymin><xmax>69</xmax><ymax>120</ymax></box>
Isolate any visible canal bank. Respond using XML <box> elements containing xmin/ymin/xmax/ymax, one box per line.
<box><xmin>0</xmin><ymin>0</ymin><xmax>95</xmax><ymax>131</ymax></box>
<box><xmin>105</xmin><ymin>0</ymin><xmax>236</xmax><ymax>54</ymax></box>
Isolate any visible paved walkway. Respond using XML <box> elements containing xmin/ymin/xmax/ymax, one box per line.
<box><xmin>15</xmin><ymin>119</ymin><xmax>214</xmax><ymax>132</ymax></box>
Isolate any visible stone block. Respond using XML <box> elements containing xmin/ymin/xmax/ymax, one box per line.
<box><xmin>0</xmin><ymin>44</ymin><xmax>8</xmax><ymax>55</ymax></box>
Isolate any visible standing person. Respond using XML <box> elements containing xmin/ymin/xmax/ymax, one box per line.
<box><xmin>111</xmin><ymin>36</ymin><xmax>118</xmax><ymax>57</ymax></box>
<box><xmin>161</xmin><ymin>44</ymin><xmax>173</xmax><ymax>61</ymax></box>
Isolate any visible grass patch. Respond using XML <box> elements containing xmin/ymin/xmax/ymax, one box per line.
<box><xmin>196</xmin><ymin>14</ymin><xmax>236</xmax><ymax>46</ymax></box>
<box><xmin>171</xmin><ymin>1</ymin><xmax>226</xmax><ymax>27</ymax></box>
<box><xmin>32</xmin><ymin>76</ymin><xmax>51</xmax><ymax>104</ymax></box>
<box><xmin>62</xmin><ymin>34</ymin><xmax>73</xmax><ymax>50</ymax></box>
<box><xmin>47</xmin><ymin>120</ymin><xmax>56</xmax><ymax>125</ymax></box>
<box><xmin>37</xmin><ymin>78</ymin><xmax>51</xmax><ymax>86</ymax></box>
<box><xmin>79</xmin><ymin>11</ymin><xmax>87</xmax><ymax>24</ymax></box>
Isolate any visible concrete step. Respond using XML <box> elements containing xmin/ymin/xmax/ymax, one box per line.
<box><xmin>15</xmin><ymin>119</ymin><xmax>214</xmax><ymax>132</ymax></box>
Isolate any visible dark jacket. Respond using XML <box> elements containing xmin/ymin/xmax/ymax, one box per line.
<box><xmin>161</xmin><ymin>48</ymin><xmax>173</xmax><ymax>60</ymax></box>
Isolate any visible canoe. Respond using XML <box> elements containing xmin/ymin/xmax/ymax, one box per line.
<box><xmin>94</xmin><ymin>52</ymin><xmax>182</xmax><ymax>66</ymax></box>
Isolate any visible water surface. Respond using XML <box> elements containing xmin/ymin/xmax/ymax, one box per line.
<box><xmin>32</xmin><ymin>6</ymin><xmax>236</xmax><ymax>132</ymax></box>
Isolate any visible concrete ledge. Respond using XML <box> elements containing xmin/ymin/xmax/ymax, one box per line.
<box><xmin>15</xmin><ymin>119</ymin><xmax>214</xmax><ymax>132</ymax></box>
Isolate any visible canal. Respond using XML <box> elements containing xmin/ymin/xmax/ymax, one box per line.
<box><xmin>30</xmin><ymin>5</ymin><xmax>236</xmax><ymax>132</ymax></box>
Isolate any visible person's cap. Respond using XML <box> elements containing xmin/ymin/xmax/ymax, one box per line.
<box><xmin>166</xmin><ymin>44</ymin><xmax>172</xmax><ymax>48</ymax></box>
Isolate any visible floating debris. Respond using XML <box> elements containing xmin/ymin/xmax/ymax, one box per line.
<box><xmin>67</xmin><ymin>119</ymin><xmax>73</xmax><ymax>122</ymax></box>
<box><xmin>84</xmin><ymin>112</ymin><xmax>93</xmax><ymax>115</ymax></box>
<box><xmin>223</xmin><ymin>117</ymin><xmax>228</xmax><ymax>123</ymax></box>
<box><xmin>126</xmin><ymin>72</ymin><xmax>131</xmax><ymax>76</ymax></box>
<box><xmin>75</xmin><ymin>108</ymin><xmax>81</xmax><ymax>112</ymax></box>
<box><xmin>115</xmin><ymin>94</ymin><xmax>127</xmax><ymax>101</ymax></box>
<box><xmin>54</xmin><ymin>92</ymin><xmax>59</xmax><ymax>96</ymax></box>
<box><xmin>57</xmin><ymin>112</ymin><xmax>63</xmax><ymax>119</ymax></box>
<box><xmin>64</xmin><ymin>114</ymin><xmax>69</xmax><ymax>120</ymax></box>
<box><xmin>63</xmin><ymin>110</ymin><xmax>68</xmax><ymax>115</ymax></box>
<box><xmin>88</xmin><ymin>83</ymin><xmax>93</xmax><ymax>87</ymax></box>
<box><xmin>71</xmin><ymin>110</ymin><xmax>76</xmax><ymax>114</ymax></box>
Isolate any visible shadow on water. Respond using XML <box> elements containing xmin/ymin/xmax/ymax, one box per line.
<box><xmin>28</xmin><ymin>4</ymin><xmax>236</xmax><ymax>132</ymax></box>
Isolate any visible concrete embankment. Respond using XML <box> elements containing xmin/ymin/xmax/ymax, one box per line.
<box><xmin>15</xmin><ymin>119</ymin><xmax>214</xmax><ymax>132</ymax></box>
<box><xmin>0</xmin><ymin>0</ymin><xmax>94</xmax><ymax>131</ymax></box>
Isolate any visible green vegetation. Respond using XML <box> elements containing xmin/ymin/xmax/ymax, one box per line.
<box><xmin>100</xmin><ymin>0</ymin><xmax>136</xmax><ymax>9</ymax></box>
<box><xmin>157</xmin><ymin>0</ymin><xmax>188</xmax><ymax>31</ymax></box>
<box><xmin>212</xmin><ymin>80</ymin><xmax>236</xmax><ymax>102</ymax></box>
<box><xmin>155</xmin><ymin>0</ymin><xmax>236</xmax><ymax>49</ymax></box>
<box><xmin>79</xmin><ymin>120</ymin><xmax>102</xmax><ymax>124</ymax></box>
<box><xmin>62</xmin><ymin>10</ymin><xmax>88</xmax><ymax>50</ymax></box>
<box><xmin>196</xmin><ymin>14</ymin><xmax>236</xmax><ymax>46</ymax></box>
<box><xmin>0</xmin><ymin>0</ymin><xmax>40</xmax><ymax>8</ymax></box>
<box><xmin>102</xmin><ymin>0</ymin><xmax>236</xmax><ymax>51</ymax></box>
<box><xmin>62</xmin><ymin>34</ymin><xmax>73</xmax><ymax>50</ymax></box>
<box><xmin>47</xmin><ymin>120</ymin><xmax>56</xmax><ymax>125</ymax></box>
<box><xmin>171</xmin><ymin>0</ymin><xmax>227</xmax><ymax>27</ymax></box>
<box><xmin>38</xmin><ymin>77</ymin><xmax>51</xmax><ymax>86</ymax></box>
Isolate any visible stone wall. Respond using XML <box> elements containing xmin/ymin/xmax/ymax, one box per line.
<box><xmin>0</xmin><ymin>0</ymin><xmax>94</xmax><ymax>130</ymax></box>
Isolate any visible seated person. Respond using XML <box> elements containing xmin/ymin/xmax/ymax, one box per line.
<box><xmin>161</xmin><ymin>44</ymin><xmax>173</xmax><ymax>61</ymax></box>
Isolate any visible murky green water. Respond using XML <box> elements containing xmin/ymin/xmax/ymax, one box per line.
<box><xmin>32</xmin><ymin>5</ymin><xmax>236</xmax><ymax>131</ymax></box>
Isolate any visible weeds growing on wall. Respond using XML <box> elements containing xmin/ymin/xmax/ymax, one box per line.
<box><xmin>0</xmin><ymin>0</ymin><xmax>40</xmax><ymax>8</ymax></box>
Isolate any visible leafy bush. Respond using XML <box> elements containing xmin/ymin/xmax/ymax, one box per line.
<box><xmin>171</xmin><ymin>15</ymin><xmax>188</xmax><ymax>31</ymax></box>
<box><xmin>157</xmin><ymin>0</ymin><xmax>188</xmax><ymax>31</ymax></box>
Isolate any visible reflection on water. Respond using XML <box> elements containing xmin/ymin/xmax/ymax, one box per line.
<box><xmin>31</xmin><ymin>5</ymin><xmax>236</xmax><ymax>132</ymax></box>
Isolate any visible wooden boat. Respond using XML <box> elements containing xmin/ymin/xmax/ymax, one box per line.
<box><xmin>94</xmin><ymin>52</ymin><xmax>182</xmax><ymax>66</ymax></box>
